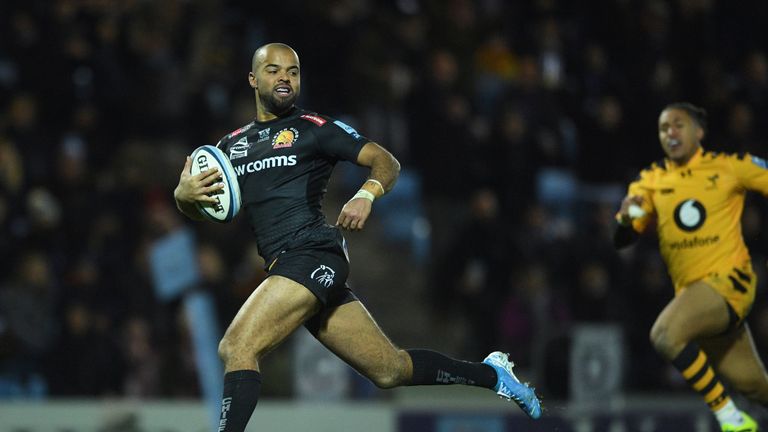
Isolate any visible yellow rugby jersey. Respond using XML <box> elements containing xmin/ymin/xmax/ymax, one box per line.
<box><xmin>621</xmin><ymin>147</ymin><xmax>768</xmax><ymax>288</ymax></box>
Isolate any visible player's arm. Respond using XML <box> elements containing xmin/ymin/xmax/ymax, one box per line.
<box><xmin>732</xmin><ymin>153</ymin><xmax>768</xmax><ymax>196</ymax></box>
<box><xmin>173</xmin><ymin>156</ymin><xmax>224</xmax><ymax>221</ymax></box>
<box><xmin>613</xmin><ymin>195</ymin><xmax>643</xmax><ymax>248</ymax></box>
<box><xmin>613</xmin><ymin>170</ymin><xmax>654</xmax><ymax>249</ymax></box>
<box><xmin>336</xmin><ymin>142</ymin><xmax>400</xmax><ymax>231</ymax></box>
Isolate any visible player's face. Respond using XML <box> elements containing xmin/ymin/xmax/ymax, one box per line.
<box><xmin>251</xmin><ymin>47</ymin><xmax>301</xmax><ymax>115</ymax></box>
<box><xmin>658</xmin><ymin>108</ymin><xmax>702</xmax><ymax>165</ymax></box>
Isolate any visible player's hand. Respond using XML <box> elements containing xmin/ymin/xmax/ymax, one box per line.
<box><xmin>336</xmin><ymin>198</ymin><xmax>372</xmax><ymax>231</ymax></box>
<box><xmin>174</xmin><ymin>156</ymin><xmax>224</xmax><ymax>204</ymax></box>
<box><xmin>617</xmin><ymin>195</ymin><xmax>644</xmax><ymax>225</ymax></box>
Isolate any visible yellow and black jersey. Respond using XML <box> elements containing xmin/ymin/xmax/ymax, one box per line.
<box><xmin>620</xmin><ymin>147</ymin><xmax>768</xmax><ymax>290</ymax></box>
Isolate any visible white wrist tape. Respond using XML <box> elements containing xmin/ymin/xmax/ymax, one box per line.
<box><xmin>352</xmin><ymin>189</ymin><xmax>376</xmax><ymax>202</ymax></box>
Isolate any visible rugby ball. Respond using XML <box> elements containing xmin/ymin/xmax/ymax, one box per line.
<box><xmin>189</xmin><ymin>145</ymin><xmax>241</xmax><ymax>223</ymax></box>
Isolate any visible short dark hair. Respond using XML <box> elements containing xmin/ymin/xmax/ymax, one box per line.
<box><xmin>663</xmin><ymin>102</ymin><xmax>707</xmax><ymax>132</ymax></box>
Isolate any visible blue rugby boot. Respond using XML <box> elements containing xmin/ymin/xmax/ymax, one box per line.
<box><xmin>482</xmin><ymin>351</ymin><xmax>542</xmax><ymax>419</ymax></box>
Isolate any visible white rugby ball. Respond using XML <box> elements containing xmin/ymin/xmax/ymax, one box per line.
<box><xmin>189</xmin><ymin>145</ymin><xmax>241</xmax><ymax>223</ymax></box>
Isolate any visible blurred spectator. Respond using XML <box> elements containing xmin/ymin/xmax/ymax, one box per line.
<box><xmin>0</xmin><ymin>251</ymin><xmax>58</xmax><ymax>398</ymax></box>
<box><xmin>431</xmin><ymin>188</ymin><xmax>511</xmax><ymax>357</ymax></box>
<box><xmin>122</xmin><ymin>316</ymin><xmax>161</xmax><ymax>397</ymax></box>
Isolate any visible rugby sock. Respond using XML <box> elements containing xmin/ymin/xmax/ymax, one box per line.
<box><xmin>405</xmin><ymin>349</ymin><xmax>497</xmax><ymax>388</ymax></box>
<box><xmin>218</xmin><ymin>370</ymin><xmax>261</xmax><ymax>432</ymax></box>
<box><xmin>671</xmin><ymin>343</ymin><xmax>731</xmax><ymax>412</ymax></box>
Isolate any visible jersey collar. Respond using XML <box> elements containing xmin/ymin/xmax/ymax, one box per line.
<box><xmin>255</xmin><ymin>106</ymin><xmax>299</xmax><ymax>126</ymax></box>
<box><xmin>666</xmin><ymin>146</ymin><xmax>704</xmax><ymax>170</ymax></box>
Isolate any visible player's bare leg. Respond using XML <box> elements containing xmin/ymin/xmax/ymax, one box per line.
<box><xmin>650</xmin><ymin>281</ymin><xmax>731</xmax><ymax>358</ymax></box>
<box><xmin>651</xmin><ymin>281</ymin><xmax>757</xmax><ymax>431</ymax></box>
<box><xmin>311</xmin><ymin>300</ymin><xmax>542</xmax><ymax>418</ymax></box>
<box><xmin>216</xmin><ymin>276</ymin><xmax>321</xmax><ymax>432</ymax></box>
<box><xmin>702</xmin><ymin>323</ymin><xmax>768</xmax><ymax>404</ymax></box>
<box><xmin>308</xmin><ymin>300</ymin><xmax>411</xmax><ymax>388</ymax></box>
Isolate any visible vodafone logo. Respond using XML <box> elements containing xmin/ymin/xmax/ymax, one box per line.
<box><xmin>674</xmin><ymin>199</ymin><xmax>706</xmax><ymax>232</ymax></box>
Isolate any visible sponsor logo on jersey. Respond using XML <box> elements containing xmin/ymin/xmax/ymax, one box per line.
<box><xmin>226</xmin><ymin>123</ymin><xmax>255</xmax><ymax>139</ymax></box>
<box><xmin>311</xmin><ymin>265</ymin><xmax>336</xmax><ymax>288</ymax></box>
<box><xmin>257</xmin><ymin>128</ymin><xmax>271</xmax><ymax>143</ymax></box>
<box><xmin>333</xmin><ymin>120</ymin><xmax>361</xmax><ymax>139</ymax></box>
<box><xmin>667</xmin><ymin>235</ymin><xmax>720</xmax><ymax>250</ymax></box>
<box><xmin>674</xmin><ymin>199</ymin><xmax>706</xmax><ymax>232</ymax></box>
<box><xmin>233</xmin><ymin>155</ymin><xmax>298</xmax><ymax>176</ymax></box>
<box><xmin>272</xmin><ymin>128</ymin><xmax>299</xmax><ymax>149</ymax></box>
<box><xmin>752</xmin><ymin>155</ymin><xmax>767</xmax><ymax>169</ymax></box>
<box><xmin>229</xmin><ymin>137</ymin><xmax>250</xmax><ymax>160</ymax></box>
<box><xmin>300</xmin><ymin>114</ymin><xmax>327</xmax><ymax>126</ymax></box>
<box><xmin>706</xmin><ymin>174</ymin><xmax>719</xmax><ymax>190</ymax></box>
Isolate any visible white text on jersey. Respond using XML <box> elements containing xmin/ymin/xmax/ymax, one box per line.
<box><xmin>233</xmin><ymin>155</ymin><xmax>298</xmax><ymax>176</ymax></box>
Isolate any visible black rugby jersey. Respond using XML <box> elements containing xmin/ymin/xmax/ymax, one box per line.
<box><xmin>216</xmin><ymin>107</ymin><xmax>368</xmax><ymax>262</ymax></box>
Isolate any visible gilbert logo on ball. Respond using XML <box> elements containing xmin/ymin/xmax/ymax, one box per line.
<box><xmin>189</xmin><ymin>145</ymin><xmax>241</xmax><ymax>223</ymax></box>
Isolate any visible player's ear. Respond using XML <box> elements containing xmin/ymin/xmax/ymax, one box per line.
<box><xmin>696</xmin><ymin>125</ymin><xmax>704</xmax><ymax>141</ymax></box>
<box><xmin>248</xmin><ymin>72</ymin><xmax>257</xmax><ymax>89</ymax></box>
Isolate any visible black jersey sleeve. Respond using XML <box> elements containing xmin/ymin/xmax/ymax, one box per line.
<box><xmin>312</xmin><ymin>118</ymin><xmax>369</xmax><ymax>162</ymax></box>
<box><xmin>613</xmin><ymin>221</ymin><xmax>639</xmax><ymax>249</ymax></box>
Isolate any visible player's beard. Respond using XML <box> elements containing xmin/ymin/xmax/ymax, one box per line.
<box><xmin>259</xmin><ymin>87</ymin><xmax>297</xmax><ymax>116</ymax></box>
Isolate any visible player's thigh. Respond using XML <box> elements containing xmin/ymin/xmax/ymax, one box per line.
<box><xmin>702</xmin><ymin>324</ymin><xmax>768</xmax><ymax>399</ymax></box>
<box><xmin>222</xmin><ymin>275</ymin><xmax>320</xmax><ymax>359</ymax></box>
<box><xmin>652</xmin><ymin>281</ymin><xmax>731</xmax><ymax>343</ymax></box>
<box><xmin>312</xmin><ymin>301</ymin><xmax>410</xmax><ymax>384</ymax></box>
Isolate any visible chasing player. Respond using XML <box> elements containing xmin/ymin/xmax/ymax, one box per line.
<box><xmin>615</xmin><ymin>102</ymin><xmax>768</xmax><ymax>431</ymax></box>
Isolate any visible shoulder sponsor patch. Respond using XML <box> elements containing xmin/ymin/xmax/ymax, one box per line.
<box><xmin>333</xmin><ymin>120</ymin><xmax>361</xmax><ymax>139</ymax></box>
<box><xmin>229</xmin><ymin>137</ymin><xmax>250</xmax><ymax>160</ymax></box>
<box><xmin>257</xmin><ymin>128</ymin><xmax>271</xmax><ymax>143</ymax></box>
<box><xmin>226</xmin><ymin>122</ymin><xmax>255</xmax><ymax>139</ymax></box>
<box><xmin>751</xmin><ymin>155</ymin><xmax>767</xmax><ymax>169</ymax></box>
<box><xmin>300</xmin><ymin>114</ymin><xmax>326</xmax><ymax>126</ymax></box>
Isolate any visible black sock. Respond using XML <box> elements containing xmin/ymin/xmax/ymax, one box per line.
<box><xmin>218</xmin><ymin>370</ymin><xmax>262</xmax><ymax>432</ymax></box>
<box><xmin>406</xmin><ymin>349</ymin><xmax>497</xmax><ymax>389</ymax></box>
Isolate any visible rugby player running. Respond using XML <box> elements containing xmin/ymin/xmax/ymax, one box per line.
<box><xmin>615</xmin><ymin>102</ymin><xmax>768</xmax><ymax>432</ymax></box>
<box><xmin>173</xmin><ymin>43</ymin><xmax>541</xmax><ymax>431</ymax></box>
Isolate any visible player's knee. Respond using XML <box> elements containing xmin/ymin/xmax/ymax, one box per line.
<box><xmin>732</xmin><ymin>375</ymin><xmax>768</xmax><ymax>403</ymax></box>
<box><xmin>369</xmin><ymin>350</ymin><xmax>410</xmax><ymax>389</ymax></box>
<box><xmin>218</xmin><ymin>336</ymin><xmax>235</xmax><ymax>363</ymax></box>
<box><xmin>370</xmin><ymin>372</ymin><xmax>400</xmax><ymax>389</ymax></box>
<box><xmin>218</xmin><ymin>333</ymin><xmax>263</xmax><ymax>365</ymax></box>
<box><xmin>649</xmin><ymin>322</ymin><xmax>680</xmax><ymax>359</ymax></box>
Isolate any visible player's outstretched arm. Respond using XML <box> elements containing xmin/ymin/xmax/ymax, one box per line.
<box><xmin>336</xmin><ymin>142</ymin><xmax>400</xmax><ymax>231</ymax></box>
<box><xmin>173</xmin><ymin>156</ymin><xmax>224</xmax><ymax>221</ymax></box>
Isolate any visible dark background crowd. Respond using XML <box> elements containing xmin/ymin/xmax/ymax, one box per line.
<box><xmin>2</xmin><ymin>0</ymin><xmax>768</xmax><ymax>403</ymax></box>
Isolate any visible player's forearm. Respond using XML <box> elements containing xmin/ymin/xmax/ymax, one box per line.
<box><xmin>613</xmin><ymin>221</ymin><xmax>639</xmax><ymax>249</ymax></box>
<box><xmin>365</xmin><ymin>151</ymin><xmax>400</xmax><ymax>197</ymax></box>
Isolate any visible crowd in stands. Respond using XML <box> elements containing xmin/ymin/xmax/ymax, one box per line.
<box><xmin>1</xmin><ymin>0</ymin><xmax>768</xmax><ymax>401</ymax></box>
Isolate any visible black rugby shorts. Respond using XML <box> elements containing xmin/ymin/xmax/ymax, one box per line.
<box><xmin>267</xmin><ymin>224</ymin><xmax>358</xmax><ymax>334</ymax></box>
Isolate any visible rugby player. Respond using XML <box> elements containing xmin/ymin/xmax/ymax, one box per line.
<box><xmin>615</xmin><ymin>102</ymin><xmax>768</xmax><ymax>432</ymax></box>
<box><xmin>174</xmin><ymin>43</ymin><xmax>542</xmax><ymax>431</ymax></box>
